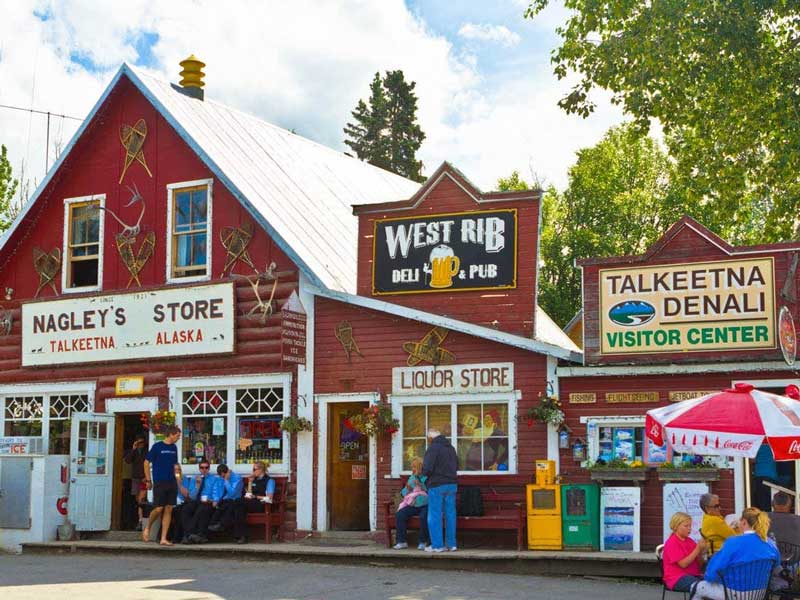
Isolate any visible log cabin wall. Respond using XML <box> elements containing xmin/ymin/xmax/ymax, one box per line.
<box><xmin>0</xmin><ymin>74</ymin><xmax>302</xmax><ymax>533</ymax></box>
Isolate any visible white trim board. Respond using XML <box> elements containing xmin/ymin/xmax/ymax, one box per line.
<box><xmin>307</xmin><ymin>284</ymin><xmax>582</xmax><ymax>362</ymax></box>
<box><xmin>165</xmin><ymin>178</ymin><xmax>214</xmax><ymax>285</ymax></box>
<box><xmin>61</xmin><ymin>194</ymin><xmax>105</xmax><ymax>295</ymax></box>
<box><xmin>315</xmin><ymin>392</ymin><xmax>379</xmax><ymax>532</ymax></box>
<box><xmin>558</xmin><ymin>361</ymin><xmax>792</xmax><ymax>377</ymax></box>
<box><xmin>294</xmin><ymin>273</ymin><xmax>316</xmax><ymax>531</ymax></box>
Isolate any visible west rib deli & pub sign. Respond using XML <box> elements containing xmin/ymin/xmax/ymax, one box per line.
<box><xmin>599</xmin><ymin>257</ymin><xmax>775</xmax><ymax>355</ymax></box>
<box><xmin>372</xmin><ymin>209</ymin><xmax>518</xmax><ymax>295</ymax></box>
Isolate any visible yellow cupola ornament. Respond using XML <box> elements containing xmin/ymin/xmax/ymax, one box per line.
<box><xmin>178</xmin><ymin>55</ymin><xmax>206</xmax><ymax>99</ymax></box>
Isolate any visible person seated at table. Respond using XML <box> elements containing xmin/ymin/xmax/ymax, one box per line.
<box><xmin>695</xmin><ymin>507</ymin><xmax>780</xmax><ymax>600</ymax></box>
<box><xmin>662</xmin><ymin>512</ymin><xmax>707</xmax><ymax>594</ymax></box>
<box><xmin>699</xmin><ymin>493</ymin><xmax>738</xmax><ymax>555</ymax></box>
<box><xmin>769</xmin><ymin>491</ymin><xmax>800</xmax><ymax>547</ymax></box>
<box><xmin>244</xmin><ymin>460</ymin><xmax>275</xmax><ymax>512</ymax></box>
<box><xmin>392</xmin><ymin>457</ymin><xmax>430</xmax><ymax>550</ymax></box>
<box><xmin>207</xmin><ymin>464</ymin><xmax>247</xmax><ymax>543</ymax></box>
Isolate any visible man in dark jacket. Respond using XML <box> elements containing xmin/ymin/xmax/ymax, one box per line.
<box><xmin>422</xmin><ymin>428</ymin><xmax>458</xmax><ymax>552</ymax></box>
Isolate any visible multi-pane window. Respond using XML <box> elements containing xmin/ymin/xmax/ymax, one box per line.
<box><xmin>4</xmin><ymin>396</ymin><xmax>44</xmax><ymax>437</ymax></box>
<box><xmin>400</xmin><ymin>401</ymin><xmax>512</xmax><ymax>473</ymax></box>
<box><xmin>49</xmin><ymin>394</ymin><xmax>90</xmax><ymax>454</ymax></box>
<box><xmin>1</xmin><ymin>390</ymin><xmax>92</xmax><ymax>454</ymax></box>
<box><xmin>597</xmin><ymin>426</ymin><xmax>645</xmax><ymax>463</ymax></box>
<box><xmin>172</xmin><ymin>375</ymin><xmax>291</xmax><ymax>473</ymax></box>
<box><xmin>170</xmin><ymin>185</ymin><xmax>209</xmax><ymax>279</ymax></box>
<box><xmin>65</xmin><ymin>198</ymin><xmax>102</xmax><ymax>289</ymax></box>
<box><xmin>235</xmin><ymin>387</ymin><xmax>284</xmax><ymax>466</ymax></box>
<box><xmin>181</xmin><ymin>390</ymin><xmax>228</xmax><ymax>465</ymax></box>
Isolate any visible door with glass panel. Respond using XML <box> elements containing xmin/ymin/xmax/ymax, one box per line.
<box><xmin>69</xmin><ymin>413</ymin><xmax>115</xmax><ymax>531</ymax></box>
<box><xmin>329</xmin><ymin>403</ymin><xmax>369</xmax><ymax>530</ymax></box>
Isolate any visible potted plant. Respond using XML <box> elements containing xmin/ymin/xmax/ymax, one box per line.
<box><xmin>347</xmin><ymin>401</ymin><xmax>399</xmax><ymax>437</ymax></box>
<box><xmin>279</xmin><ymin>414</ymin><xmax>313</xmax><ymax>434</ymax></box>
<box><xmin>526</xmin><ymin>392</ymin><xmax>565</xmax><ymax>427</ymax></box>
<box><xmin>587</xmin><ymin>458</ymin><xmax>649</xmax><ymax>483</ymax></box>
<box><xmin>657</xmin><ymin>456</ymin><xmax>721</xmax><ymax>482</ymax></box>
<box><xmin>140</xmin><ymin>409</ymin><xmax>176</xmax><ymax>438</ymax></box>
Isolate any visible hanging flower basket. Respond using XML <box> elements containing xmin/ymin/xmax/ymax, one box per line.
<box><xmin>279</xmin><ymin>415</ymin><xmax>313</xmax><ymax>434</ymax></box>
<box><xmin>526</xmin><ymin>393</ymin><xmax>565</xmax><ymax>427</ymax></box>
<box><xmin>347</xmin><ymin>401</ymin><xmax>399</xmax><ymax>437</ymax></box>
<box><xmin>141</xmin><ymin>409</ymin><xmax>175</xmax><ymax>436</ymax></box>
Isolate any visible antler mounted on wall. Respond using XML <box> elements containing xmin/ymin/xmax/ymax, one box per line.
<box><xmin>97</xmin><ymin>184</ymin><xmax>155</xmax><ymax>288</ymax></box>
<box><xmin>234</xmin><ymin>262</ymin><xmax>279</xmax><ymax>325</ymax></box>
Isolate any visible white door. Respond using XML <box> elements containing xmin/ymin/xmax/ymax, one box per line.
<box><xmin>69</xmin><ymin>413</ymin><xmax>115</xmax><ymax>531</ymax></box>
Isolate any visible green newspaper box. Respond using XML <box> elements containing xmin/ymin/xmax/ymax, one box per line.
<box><xmin>561</xmin><ymin>484</ymin><xmax>600</xmax><ymax>551</ymax></box>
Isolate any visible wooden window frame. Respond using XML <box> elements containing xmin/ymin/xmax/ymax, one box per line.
<box><xmin>166</xmin><ymin>179</ymin><xmax>213</xmax><ymax>284</ymax></box>
<box><xmin>62</xmin><ymin>195</ymin><xmax>105</xmax><ymax>294</ymax></box>
<box><xmin>389</xmin><ymin>391</ymin><xmax>520</xmax><ymax>476</ymax></box>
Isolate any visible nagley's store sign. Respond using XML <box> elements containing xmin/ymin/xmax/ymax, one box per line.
<box><xmin>393</xmin><ymin>362</ymin><xmax>514</xmax><ymax>395</ymax></box>
<box><xmin>21</xmin><ymin>282</ymin><xmax>235</xmax><ymax>366</ymax></box>
<box><xmin>599</xmin><ymin>257</ymin><xmax>775</xmax><ymax>355</ymax></box>
<box><xmin>372</xmin><ymin>209</ymin><xmax>518</xmax><ymax>295</ymax></box>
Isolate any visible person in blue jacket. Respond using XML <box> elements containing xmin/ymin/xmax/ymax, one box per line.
<box><xmin>692</xmin><ymin>507</ymin><xmax>780</xmax><ymax>599</ymax></box>
<box><xmin>207</xmin><ymin>464</ymin><xmax>247</xmax><ymax>543</ymax></box>
<box><xmin>182</xmin><ymin>459</ymin><xmax>219</xmax><ymax>544</ymax></box>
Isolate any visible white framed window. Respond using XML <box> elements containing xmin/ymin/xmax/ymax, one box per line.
<box><xmin>390</xmin><ymin>392</ymin><xmax>519</xmax><ymax>476</ymax></box>
<box><xmin>166</xmin><ymin>179</ymin><xmax>213</xmax><ymax>283</ymax></box>
<box><xmin>580</xmin><ymin>416</ymin><xmax>645</xmax><ymax>466</ymax></box>
<box><xmin>0</xmin><ymin>382</ymin><xmax>96</xmax><ymax>454</ymax></box>
<box><xmin>169</xmin><ymin>373</ymin><xmax>291</xmax><ymax>475</ymax></box>
<box><xmin>62</xmin><ymin>194</ymin><xmax>105</xmax><ymax>293</ymax></box>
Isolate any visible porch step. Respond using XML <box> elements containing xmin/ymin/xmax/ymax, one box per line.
<box><xmin>82</xmin><ymin>531</ymin><xmax>142</xmax><ymax>542</ymax></box>
<box><xmin>298</xmin><ymin>530</ymin><xmax>379</xmax><ymax>547</ymax></box>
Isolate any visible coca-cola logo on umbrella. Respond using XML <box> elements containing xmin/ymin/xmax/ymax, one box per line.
<box><xmin>721</xmin><ymin>440</ymin><xmax>754</xmax><ymax>452</ymax></box>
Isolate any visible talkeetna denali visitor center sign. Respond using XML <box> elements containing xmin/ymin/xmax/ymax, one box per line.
<box><xmin>372</xmin><ymin>208</ymin><xmax>518</xmax><ymax>295</ymax></box>
<box><xmin>21</xmin><ymin>282</ymin><xmax>235</xmax><ymax>366</ymax></box>
<box><xmin>599</xmin><ymin>257</ymin><xmax>775</xmax><ymax>355</ymax></box>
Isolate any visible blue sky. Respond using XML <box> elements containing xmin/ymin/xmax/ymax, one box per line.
<box><xmin>0</xmin><ymin>1</ymin><xmax>623</xmax><ymax>200</ymax></box>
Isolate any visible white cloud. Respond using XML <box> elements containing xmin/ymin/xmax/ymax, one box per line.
<box><xmin>457</xmin><ymin>23</ymin><xmax>521</xmax><ymax>47</ymax></box>
<box><xmin>0</xmin><ymin>0</ymin><xmax>623</xmax><ymax>208</ymax></box>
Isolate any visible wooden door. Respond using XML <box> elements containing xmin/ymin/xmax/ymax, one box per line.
<box><xmin>329</xmin><ymin>403</ymin><xmax>369</xmax><ymax>530</ymax></box>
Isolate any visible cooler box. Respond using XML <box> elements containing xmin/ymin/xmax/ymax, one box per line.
<box><xmin>561</xmin><ymin>483</ymin><xmax>599</xmax><ymax>551</ymax></box>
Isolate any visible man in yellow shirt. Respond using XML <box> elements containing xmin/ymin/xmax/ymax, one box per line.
<box><xmin>699</xmin><ymin>493</ymin><xmax>738</xmax><ymax>554</ymax></box>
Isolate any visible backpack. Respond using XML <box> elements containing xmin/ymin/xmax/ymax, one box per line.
<box><xmin>457</xmin><ymin>486</ymin><xmax>484</xmax><ymax>517</ymax></box>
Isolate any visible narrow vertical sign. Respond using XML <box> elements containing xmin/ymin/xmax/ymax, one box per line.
<box><xmin>281</xmin><ymin>309</ymin><xmax>307</xmax><ymax>366</ymax></box>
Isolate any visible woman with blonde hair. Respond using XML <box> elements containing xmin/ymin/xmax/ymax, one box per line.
<box><xmin>661</xmin><ymin>512</ymin><xmax>707</xmax><ymax>593</ymax></box>
<box><xmin>696</xmin><ymin>507</ymin><xmax>780</xmax><ymax>599</ymax></box>
<box><xmin>392</xmin><ymin>457</ymin><xmax>430</xmax><ymax>550</ymax></box>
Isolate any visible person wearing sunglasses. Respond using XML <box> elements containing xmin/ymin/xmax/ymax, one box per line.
<box><xmin>181</xmin><ymin>459</ymin><xmax>217</xmax><ymax>544</ymax></box>
<box><xmin>700</xmin><ymin>493</ymin><xmax>738</xmax><ymax>555</ymax></box>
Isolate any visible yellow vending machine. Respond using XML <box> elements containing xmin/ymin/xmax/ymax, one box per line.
<box><xmin>526</xmin><ymin>459</ymin><xmax>562</xmax><ymax>550</ymax></box>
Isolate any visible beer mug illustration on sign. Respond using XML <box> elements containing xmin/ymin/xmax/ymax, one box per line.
<box><xmin>429</xmin><ymin>245</ymin><xmax>460</xmax><ymax>288</ymax></box>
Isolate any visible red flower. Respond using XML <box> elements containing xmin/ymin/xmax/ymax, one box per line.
<box><xmin>527</xmin><ymin>419</ymin><xmax>534</xmax><ymax>428</ymax></box>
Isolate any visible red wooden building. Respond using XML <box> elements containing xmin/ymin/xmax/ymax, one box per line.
<box><xmin>558</xmin><ymin>217</ymin><xmax>800</xmax><ymax>549</ymax></box>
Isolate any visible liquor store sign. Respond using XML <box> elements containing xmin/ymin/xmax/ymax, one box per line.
<box><xmin>393</xmin><ymin>362</ymin><xmax>514</xmax><ymax>396</ymax></box>
<box><xmin>21</xmin><ymin>282</ymin><xmax>235</xmax><ymax>366</ymax></box>
<box><xmin>372</xmin><ymin>209</ymin><xmax>517</xmax><ymax>295</ymax></box>
<box><xmin>599</xmin><ymin>257</ymin><xmax>775</xmax><ymax>355</ymax></box>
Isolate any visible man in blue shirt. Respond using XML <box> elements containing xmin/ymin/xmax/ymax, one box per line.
<box><xmin>181</xmin><ymin>459</ymin><xmax>219</xmax><ymax>544</ymax></box>
<box><xmin>207</xmin><ymin>464</ymin><xmax>247</xmax><ymax>543</ymax></box>
<box><xmin>171</xmin><ymin>464</ymin><xmax>198</xmax><ymax>543</ymax></box>
<box><xmin>143</xmin><ymin>425</ymin><xmax>181</xmax><ymax>545</ymax></box>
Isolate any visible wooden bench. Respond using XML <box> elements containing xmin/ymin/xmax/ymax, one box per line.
<box><xmin>241</xmin><ymin>475</ymin><xmax>287</xmax><ymax>544</ymax></box>
<box><xmin>384</xmin><ymin>478</ymin><xmax>527</xmax><ymax>551</ymax></box>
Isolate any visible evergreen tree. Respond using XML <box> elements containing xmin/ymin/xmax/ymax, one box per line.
<box><xmin>344</xmin><ymin>71</ymin><xmax>426</xmax><ymax>182</ymax></box>
<box><xmin>0</xmin><ymin>145</ymin><xmax>19</xmax><ymax>233</ymax></box>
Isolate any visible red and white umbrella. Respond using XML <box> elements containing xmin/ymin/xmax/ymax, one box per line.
<box><xmin>645</xmin><ymin>383</ymin><xmax>800</xmax><ymax>460</ymax></box>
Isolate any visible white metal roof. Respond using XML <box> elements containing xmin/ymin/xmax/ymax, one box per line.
<box><xmin>0</xmin><ymin>64</ymin><xmax>419</xmax><ymax>293</ymax></box>
<box><xmin>535</xmin><ymin>306</ymin><xmax>581</xmax><ymax>354</ymax></box>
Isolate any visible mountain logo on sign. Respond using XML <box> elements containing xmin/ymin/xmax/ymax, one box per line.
<box><xmin>609</xmin><ymin>301</ymin><xmax>656</xmax><ymax>326</ymax></box>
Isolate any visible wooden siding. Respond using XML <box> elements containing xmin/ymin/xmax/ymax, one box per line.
<box><xmin>559</xmin><ymin>370</ymin><xmax>795</xmax><ymax>549</ymax></box>
<box><xmin>355</xmin><ymin>176</ymin><xmax>540</xmax><ymax>338</ymax></box>
<box><xmin>314</xmin><ymin>296</ymin><xmax>549</xmax><ymax>533</ymax></box>
<box><xmin>0</xmin><ymin>76</ymin><xmax>303</xmax><ymax>534</ymax></box>
<box><xmin>582</xmin><ymin>224</ymin><xmax>800</xmax><ymax>366</ymax></box>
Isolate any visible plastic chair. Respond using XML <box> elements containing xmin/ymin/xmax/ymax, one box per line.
<box><xmin>656</xmin><ymin>544</ymin><xmax>689</xmax><ymax>600</ymax></box>
<box><xmin>718</xmin><ymin>559</ymin><xmax>774</xmax><ymax>600</ymax></box>
<box><xmin>772</xmin><ymin>541</ymin><xmax>800</xmax><ymax>599</ymax></box>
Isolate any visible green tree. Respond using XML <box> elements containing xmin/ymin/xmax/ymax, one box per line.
<box><xmin>526</xmin><ymin>1</ymin><xmax>800</xmax><ymax>242</ymax></box>
<box><xmin>501</xmin><ymin>124</ymin><xmax>688</xmax><ymax>327</ymax></box>
<box><xmin>496</xmin><ymin>170</ymin><xmax>530</xmax><ymax>192</ymax></box>
<box><xmin>0</xmin><ymin>145</ymin><xmax>19</xmax><ymax>232</ymax></box>
<box><xmin>344</xmin><ymin>70</ymin><xmax>426</xmax><ymax>182</ymax></box>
